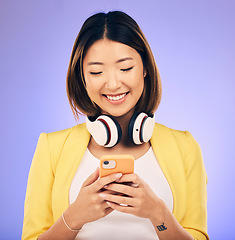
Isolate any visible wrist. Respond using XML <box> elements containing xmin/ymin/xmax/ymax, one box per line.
<box><xmin>62</xmin><ymin>212</ymin><xmax>81</xmax><ymax>232</ymax></box>
<box><xmin>64</xmin><ymin>204</ymin><xmax>84</xmax><ymax>231</ymax></box>
<box><xmin>149</xmin><ymin>199</ymin><xmax>168</xmax><ymax>225</ymax></box>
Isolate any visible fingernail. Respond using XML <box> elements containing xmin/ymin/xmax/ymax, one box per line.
<box><xmin>99</xmin><ymin>193</ymin><xmax>106</xmax><ymax>198</ymax></box>
<box><xmin>131</xmin><ymin>183</ymin><xmax>139</xmax><ymax>188</ymax></box>
<box><xmin>115</xmin><ymin>173</ymin><xmax>122</xmax><ymax>179</ymax></box>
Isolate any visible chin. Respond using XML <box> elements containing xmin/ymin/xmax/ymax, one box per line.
<box><xmin>102</xmin><ymin>112</ymin><xmax>124</xmax><ymax>117</ymax></box>
<box><xmin>103</xmin><ymin>108</ymin><xmax>135</xmax><ymax>119</ymax></box>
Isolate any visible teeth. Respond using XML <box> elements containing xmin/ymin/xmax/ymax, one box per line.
<box><xmin>106</xmin><ymin>93</ymin><xmax>126</xmax><ymax>101</ymax></box>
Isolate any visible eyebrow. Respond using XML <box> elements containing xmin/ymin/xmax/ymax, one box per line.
<box><xmin>87</xmin><ymin>62</ymin><xmax>103</xmax><ymax>66</ymax></box>
<box><xmin>116</xmin><ymin>57</ymin><xmax>133</xmax><ymax>63</ymax></box>
<box><xmin>87</xmin><ymin>57</ymin><xmax>133</xmax><ymax>66</ymax></box>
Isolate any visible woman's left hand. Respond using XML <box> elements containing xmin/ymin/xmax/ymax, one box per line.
<box><xmin>99</xmin><ymin>173</ymin><xmax>166</xmax><ymax>222</ymax></box>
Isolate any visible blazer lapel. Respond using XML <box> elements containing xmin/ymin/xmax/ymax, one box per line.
<box><xmin>52</xmin><ymin>123</ymin><xmax>90</xmax><ymax>221</ymax></box>
<box><xmin>150</xmin><ymin>123</ymin><xmax>186</xmax><ymax>222</ymax></box>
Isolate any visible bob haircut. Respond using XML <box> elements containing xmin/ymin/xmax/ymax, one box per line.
<box><xmin>67</xmin><ymin>11</ymin><xmax>162</xmax><ymax>120</ymax></box>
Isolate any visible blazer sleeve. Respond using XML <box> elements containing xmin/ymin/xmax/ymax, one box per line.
<box><xmin>180</xmin><ymin>131</ymin><xmax>209</xmax><ymax>240</ymax></box>
<box><xmin>22</xmin><ymin>133</ymin><xmax>54</xmax><ymax>240</ymax></box>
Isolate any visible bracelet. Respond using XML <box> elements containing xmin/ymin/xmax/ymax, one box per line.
<box><xmin>62</xmin><ymin>212</ymin><xmax>81</xmax><ymax>232</ymax></box>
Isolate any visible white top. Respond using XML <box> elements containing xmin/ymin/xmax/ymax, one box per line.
<box><xmin>69</xmin><ymin>147</ymin><xmax>174</xmax><ymax>240</ymax></box>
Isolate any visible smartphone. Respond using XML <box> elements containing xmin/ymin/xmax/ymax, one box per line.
<box><xmin>100</xmin><ymin>154</ymin><xmax>134</xmax><ymax>178</ymax></box>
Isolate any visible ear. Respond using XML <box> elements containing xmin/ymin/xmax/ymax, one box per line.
<box><xmin>143</xmin><ymin>68</ymin><xmax>147</xmax><ymax>77</ymax></box>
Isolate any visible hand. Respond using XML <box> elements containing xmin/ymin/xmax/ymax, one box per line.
<box><xmin>99</xmin><ymin>173</ymin><xmax>167</xmax><ymax>222</ymax></box>
<box><xmin>64</xmin><ymin>168</ymin><xmax>123</xmax><ymax>230</ymax></box>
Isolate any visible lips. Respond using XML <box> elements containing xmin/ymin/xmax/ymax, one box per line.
<box><xmin>103</xmin><ymin>92</ymin><xmax>129</xmax><ymax>101</ymax></box>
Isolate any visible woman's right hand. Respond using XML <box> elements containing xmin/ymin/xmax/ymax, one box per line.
<box><xmin>63</xmin><ymin>168</ymin><xmax>122</xmax><ymax>230</ymax></box>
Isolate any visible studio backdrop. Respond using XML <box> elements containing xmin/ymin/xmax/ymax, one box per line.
<box><xmin>0</xmin><ymin>0</ymin><xmax>234</xmax><ymax>239</ymax></box>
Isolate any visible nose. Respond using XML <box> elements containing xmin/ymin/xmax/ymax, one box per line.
<box><xmin>105</xmin><ymin>72</ymin><xmax>121</xmax><ymax>91</ymax></box>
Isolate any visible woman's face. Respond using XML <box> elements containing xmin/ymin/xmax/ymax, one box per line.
<box><xmin>83</xmin><ymin>39</ymin><xmax>145</xmax><ymax>117</ymax></box>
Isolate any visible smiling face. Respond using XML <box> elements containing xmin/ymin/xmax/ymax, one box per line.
<box><xmin>83</xmin><ymin>39</ymin><xmax>145</xmax><ymax>118</ymax></box>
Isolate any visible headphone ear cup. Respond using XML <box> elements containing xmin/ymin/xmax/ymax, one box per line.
<box><xmin>86</xmin><ymin>116</ymin><xmax>109</xmax><ymax>146</ymax></box>
<box><xmin>128</xmin><ymin>112</ymin><xmax>155</xmax><ymax>145</ymax></box>
<box><xmin>98</xmin><ymin>115</ymin><xmax>122</xmax><ymax>147</ymax></box>
<box><xmin>141</xmin><ymin>114</ymin><xmax>155</xmax><ymax>142</ymax></box>
<box><xmin>128</xmin><ymin>112</ymin><xmax>145</xmax><ymax>145</ymax></box>
<box><xmin>86</xmin><ymin>115</ymin><xmax>122</xmax><ymax>148</ymax></box>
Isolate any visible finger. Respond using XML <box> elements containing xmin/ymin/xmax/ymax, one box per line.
<box><xmin>104</xmin><ymin>183</ymin><xmax>138</xmax><ymax>198</ymax></box>
<box><xmin>93</xmin><ymin>173</ymin><xmax>123</xmax><ymax>191</ymax></box>
<box><xmin>117</xmin><ymin>173</ymin><xmax>142</xmax><ymax>186</ymax></box>
<box><xmin>99</xmin><ymin>192</ymin><xmax>135</xmax><ymax>207</ymax></box>
<box><xmin>105</xmin><ymin>206</ymin><xmax>114</xmax><ymax>215</ymax></box>
<box><xmin>106</xmin><ymin>201</ymin><xmax>136</xmax><ymax>214</ymax></box>
<box><xmin>82</xmin><ymin>167</ymin><xmax>100</xmax><ymax>187</ymax></box>
<box><xmin>101</xmin><ymin>189</ymin><xmax>123</xmax><ymax>196</ymax></box>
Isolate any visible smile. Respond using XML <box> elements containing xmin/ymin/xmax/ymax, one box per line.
<box><xmin>104</xmin><ymin>92</ymin><xmax>129</xmax><ymax>101</ymax></box>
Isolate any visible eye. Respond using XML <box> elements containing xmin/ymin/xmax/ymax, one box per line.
<box><xmin>121</xmin><ymin>66</ymin><xmax>134</xmax><ymax>72</ymax></box>
<box><xmin>90</xmin><ymin>71</ymin><xmax>102</xmax><ymax>75</ymax></box>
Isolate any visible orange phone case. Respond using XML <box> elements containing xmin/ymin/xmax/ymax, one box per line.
<box><xmin>100</xmin><ymin>154</ymin><xmax>134</xmax><ymax>178</ymax></box>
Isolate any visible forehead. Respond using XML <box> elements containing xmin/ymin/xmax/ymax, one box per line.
<box><xmin>83</xmin><ymin>39</ymin><xmax>141</xmax><ymax>64</ymax></box>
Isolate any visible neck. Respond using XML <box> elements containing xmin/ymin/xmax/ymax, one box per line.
<box><xmin>112</xmin><ymin>110</ymin><xmax>135</xmax><ymax>147</ymax></box>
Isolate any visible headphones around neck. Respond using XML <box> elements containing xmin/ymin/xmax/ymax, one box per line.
<box><xmin>86</xmin><ymin>112</ymin><xmax>155</xmax><ymax>147</ymax></box>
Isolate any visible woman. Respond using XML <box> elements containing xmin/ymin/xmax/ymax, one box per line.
<box><xmin>22</xmin><ymin>11</ymin><xmax>209</xmax><ymax>240</ymax></box>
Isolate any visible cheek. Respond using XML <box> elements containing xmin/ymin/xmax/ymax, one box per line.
<box><xmin>85</xmin><ymin>79</ymin><xmax>104</xmax><ymax>101</ymax></box>
<box><xmin>85</xmin><ymin>76</ymin><xmax>98</xmax><ymax>91</ymax></box>
<box><xmin>83</xmin><ymin>77</ymin><xmax>95</xmax><ymax>98</ymax></box>
<box><xmin>133</xmin><ymin>75</ymin><xmax>144</xmax><ymax>93</ymax></box>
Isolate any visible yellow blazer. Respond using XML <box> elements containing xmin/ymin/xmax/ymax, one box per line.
<box><xmin>22</xmin><ymin>123</ymin><xmax>209</xmax><ymax>240</ymax></box>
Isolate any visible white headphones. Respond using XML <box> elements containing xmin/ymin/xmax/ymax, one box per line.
<box><xmin>86</xmin><ymin>112</ymin><xmax>155</xmax><ymax>147</ymax></box>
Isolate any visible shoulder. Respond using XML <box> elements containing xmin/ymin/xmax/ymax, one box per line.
<box><xmin>154</xmin><ymin>122</ymin><xmax>189</xmax><ymax>142</ymax></box>
<box><xmin>43</xmin><ymin>122</ymin><xmax>89</xmax><ymax>155</ymax></box>
<box><xmin>154</xmin><ymin>123</ymin><xmax>201</xmax><ymax>161</ymax></box>
<box><xmin>153</xmin><ymin>123</ymin><xmax>207</xmax><ymax>183</ymax></box>
<box><xmin>45</xmin><ymin>122</ymin><xmax>88</xmax><ymax>144</ymax></box>
<box><xmin>38</xmin><ymin>123</ymin><xmax>89</xmax><ymax>169</ymax></box>
<box><xmin>46</xmin><ymin>122</ymin><xmax>87</xmax><ymax>137</ymax></box>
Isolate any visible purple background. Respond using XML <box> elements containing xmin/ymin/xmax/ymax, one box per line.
<box><xmin>0</xmin><ymin>0</ymin><xmax>234</xmax><ymax>239</ymax></box>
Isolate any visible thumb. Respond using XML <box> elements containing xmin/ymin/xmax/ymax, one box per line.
<box><xmin>82</xmin><ymin>167</ymin><xmax>100</xmax><ymax>187</ymax></box>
